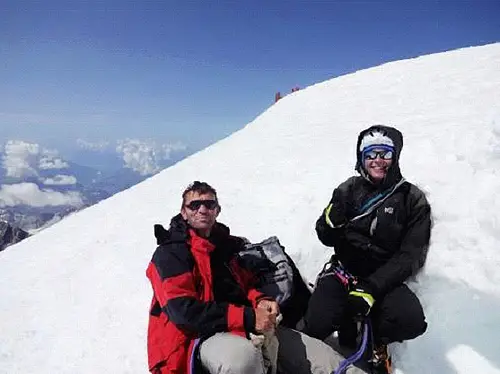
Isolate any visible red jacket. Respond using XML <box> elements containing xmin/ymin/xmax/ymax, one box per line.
<box><xmin>146</xmin><ymin>216</ymin><xmax>265</xmax><ymax>373</ymax></box>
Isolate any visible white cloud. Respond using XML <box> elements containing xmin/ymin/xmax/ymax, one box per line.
<box><xmin>116</xmin><ymin>139</ymin><xmax>187</xmax><ymax>176</ymax></box>
<box><xmin>0</xmin><ymin>183</ymin><xmax>83</xmax><ymax>207</ymax></box>
<box><xmin>1</xmin><ymin>140</ymin><xmax>40</xmax><ymax>178</ymax></box>
<box><xmin>39</xmin><ymin>153</ymin><xmax>69</xmax><ymax>170</ymax></box>
<box><xmin>1</xmin><ymin>140</ymin><xmax>69</xmax><ymax>178</ymax></box>
<box><xmin>42</xmin><ymin>175</ymin><xmax>77</xmax><ymax>186</ymax></box>
<box><xmin>116</xmin><ymin>139</ymin><xmax>158</xmax><ymax>175</ymax></box>
<box><xmin>76</xmin><ymin>139</ymin><xmax>110</xmax><ymax>151</ymax></box>
<box><xmin>1</xmin><ymin>138</ymin><xmax>187</xmax><ymax>180</ymax></box>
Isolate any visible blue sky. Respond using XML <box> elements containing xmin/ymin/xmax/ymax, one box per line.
<box><xmin>1</xmin><ymin>0</ymin><xmax>499</xmax><ymax>155</ymax></box>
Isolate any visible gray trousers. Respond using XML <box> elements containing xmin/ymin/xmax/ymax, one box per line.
<box><xmin>199</xmin><ymin>326</ymin><xmax>368</xmax><ymax>374</ymax></box>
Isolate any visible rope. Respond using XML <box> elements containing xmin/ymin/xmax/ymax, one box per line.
<box><xmin>189</xmin><ymin>338</ymin><xmax>201</xmax><ymax>374</ymax></box>
<box><xmin>332</xmin><ymin>319</ymin><xmax>371</xmax><ymax>374</ymax></box>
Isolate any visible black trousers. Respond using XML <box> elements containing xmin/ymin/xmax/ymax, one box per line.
<box><xmin>302</xmin><ymin>273</ymin><xmax>427</xmax><ymax>345</ymax></box>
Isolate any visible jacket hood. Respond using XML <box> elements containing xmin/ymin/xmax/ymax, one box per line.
<box><xmin>154</xmin><ymin>214</ymin><xmax>188</xmax><ymax>245</ymax></box>
<box><xmin>355</xmin><ymin>125</ymin><xmax>404</xmax><ymax>188</ymax></box>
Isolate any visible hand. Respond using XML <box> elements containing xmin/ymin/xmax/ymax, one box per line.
<box><xmin>257</xmin><ymin>299</ymin><xmax>280</xmax><ymax>316</ymax></box>
<box><xmin>324</xmin><ymin>192</ymin><xmax>350</xmax><ymax>228</ymax></box>
<box><xmin>254</xmin><ymin>307</ymin><xmax>276</xmax><ymax>333</ymax></box>
<box><xmin>347</xmin><ymin>282</ymin><xmax>375</xmax><ymax>317</ymax></box>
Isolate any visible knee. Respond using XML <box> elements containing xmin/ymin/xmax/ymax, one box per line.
<box><xmin>202</xmin><ymin>340</ymin><xmax>264</xmax><ymax>374</ymax></box>
<box><xmin>377</xmin><ymin>286</ymin><xmax>428</xmax><ymax>342</ymax></box>
<box><xmin>401</xmin><ymin>303</ymin><xmax>427</xmax><ymax>340</ymax></box>
<box><xmin>301</xmin><ymin>317</ymin><xmax>335</xmax><ymax>341</ymax></box>
<box><xmin>398</xmin><ymin>316</ymin><xmax>427</xmax><ymax>343</ymax></box>
<box><xmin>223</xmin><ymin>347</ymin><xmax>264</xmax><ymax>374</ymax></box>
<box><xmin>409</xmin><ymin>313</ymin><xmax>428</xmax><ymax>339</ymax></box>
<box><xmin>378</xmin><ymin>309</ymin><xmax>428</xmax><ymax>343</ymax></box>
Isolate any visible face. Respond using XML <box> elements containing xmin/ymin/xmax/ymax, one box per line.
<box><xmin>363</xmin><ymin>149</ymin><xmax>393</xmax><ymax>182</ymax></box>
<box><xmin>181</xmin><ymin>191</ymin><xmax>220</xmax><ymax>237</ymax></box>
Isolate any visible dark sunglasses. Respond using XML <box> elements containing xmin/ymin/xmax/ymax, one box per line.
<box><xmin>184</xmin><ymin>199</ymin><xmax>218</xmax><ymax>211</ymax></box>
<box><xmin>363</xmin><ymin>149</ymin><xmax>393</xmax><ymax>161</ymax></box>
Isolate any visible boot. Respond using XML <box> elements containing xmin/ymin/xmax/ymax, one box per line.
<box><xmin>370</xmin><ymin>344</ymin><xmax>392</xmax><ymax>374</ymax></box>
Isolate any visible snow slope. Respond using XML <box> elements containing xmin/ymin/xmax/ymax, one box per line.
<box><xmin>1</xmin><ymin>43</ymin><xmax>500</xmax><ymax>373</ymax></box>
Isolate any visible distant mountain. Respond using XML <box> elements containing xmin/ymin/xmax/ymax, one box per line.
<box><xmin>0</xmin><ymin>204</ymin><xmax>81</xmax><ymax>233</ymax></box>
<box><xmin>90</xmin><ymin>168</ymin><xmax>147</xmax><ymax>195</ymax></box>
<box><xmin>0</xmin><ymin>220</ymin><xmax>29</xmax><ymax>251</ymax></box>
<box><xmin>64</xmin><ymin>161</ymin><xmax>106</xmax><ymax>186</ymax></box>
<box><xmin>66</xmin><ymin>148</ymin><xmax>125</xmax><ymax>174</ymax></box>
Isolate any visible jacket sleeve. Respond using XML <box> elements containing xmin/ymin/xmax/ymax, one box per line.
<box><xmin>235</xmin><ymin>263</ymin><xmax>269</xmax><ymax>307</ymax></box>
<box><xmin>316</xmin><ymin>178</ymin><xmax>354</xmax><ymax>246</ymax></box>
<box><xmin>147</xmin><ymin>241</ymin><xmax>254</xmax><ymax>337</ymax></box>
<box><xmin>367</xmin><ymin>187</ymin><xmax>432</xmax><ymax>296</ymax></box>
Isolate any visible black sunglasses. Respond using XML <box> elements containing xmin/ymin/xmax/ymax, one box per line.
<box><xmin>184</xmin><ymin>199</ymin><xmax>218</xmax><ymax>211</ymax></box>
<box><xmin>363</xmin><ymin>149</ymin><xmax>393</xmax><ymax>160</ymax></box>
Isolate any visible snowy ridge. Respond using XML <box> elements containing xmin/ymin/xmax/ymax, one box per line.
<box><xmin>1</xmin><ymin>43</ymin><xmax>500</xmax><ymax>373</ymax></box>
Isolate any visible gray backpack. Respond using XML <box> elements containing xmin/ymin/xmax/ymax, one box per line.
<box><xmin>238</xmin><ymin>236</ymin><xmax>295</xmax><ymax>305</ymax></box>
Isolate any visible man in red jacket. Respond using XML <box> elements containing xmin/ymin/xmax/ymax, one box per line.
<box><xmin>146</xmin><ymin>181</ymin><xmax>352</xmax><ymax>374</ymax></box>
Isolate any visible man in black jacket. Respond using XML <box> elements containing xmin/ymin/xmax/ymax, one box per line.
<box><xmin>302</xmin><ymin>125</ymin><xmax>431</xmax><ymax>374</ymax></box>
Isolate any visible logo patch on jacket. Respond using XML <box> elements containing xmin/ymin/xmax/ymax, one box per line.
<box><xmin>384</xmin><ymin>207</ymin><xmax>394</xmax><ymax>214</ymax></box>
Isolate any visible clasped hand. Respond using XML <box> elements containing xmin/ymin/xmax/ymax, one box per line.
<box><xmin>255</xmin><ymin>299</ymin><xmax>280</xmax><ymax>333</ymax></box>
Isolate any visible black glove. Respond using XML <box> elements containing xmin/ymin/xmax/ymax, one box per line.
<box><xmin>347</xmin><ymin>280</ymin><xmax>375</xmax><ymax>317</ymax></box>
<box><xmin>324</xmin><ymin>201</ymin><xmax>347</xmax><ymax>228</ymax></box>
<box><xmin>323</xmin><ymin>188</ymin><xmax>353</xmax><ymax>228</ymax></box>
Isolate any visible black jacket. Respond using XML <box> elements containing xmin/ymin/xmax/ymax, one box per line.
<box><xmin>316</xmin><ymin>125</ymin><xmax>432</xmax><ymax>296</ymax></box>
